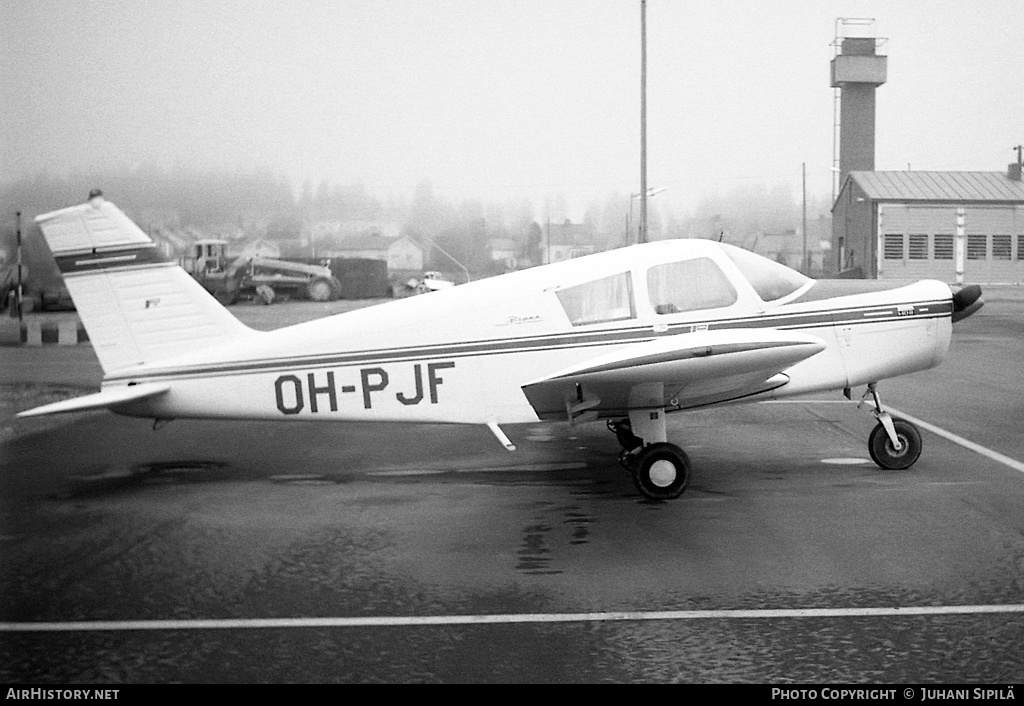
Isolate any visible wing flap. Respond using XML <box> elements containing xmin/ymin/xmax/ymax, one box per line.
<box><xmin>17</xmin><ymin>383</ymin><xmax>170</xmax><ymax>418</ymax></box>
<box><xmin>522</xmin><ymin>328</ymin><xmax>825</xmax><ymax>419</ymax></box>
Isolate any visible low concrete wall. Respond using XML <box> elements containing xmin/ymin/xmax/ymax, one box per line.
<box><xmin>0</xmin><ymin>314</ymin><xmax>87</xmax><ymax>346</ymax></box>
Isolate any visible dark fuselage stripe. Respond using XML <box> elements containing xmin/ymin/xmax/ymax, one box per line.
<box><xmin>106</xmin><ymin>299</ymin><xmax>953</xmax><ymax>383</ymax></box>
<box><xmin>55</xmin><ymin>244</ymin><xmax>168</xmax><ymax>275</ymax></box>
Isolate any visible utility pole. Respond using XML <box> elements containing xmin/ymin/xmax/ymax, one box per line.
<box><xmin>545</xmin><ymin>211</ymin><xmax>551</xmax><ymax>265</ymax></box>
<box><xmin>639</xmin><ymin>0</ymin><xmax>648</xmax><ymax>244</ymax></box>
<box><xmin>16</xmin><ymin>211</ymin><xmax>23</xmax><ymax>324</ymax></box>
<box><xmin>801</xmin><ymin>163</ymin><xmax>808</xmax><ymax>274</ymax></box>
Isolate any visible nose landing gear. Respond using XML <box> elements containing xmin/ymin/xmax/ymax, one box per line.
<box><xmin>860</xmin><ymin>383</ymin><xmax>922</xmax><ymax>470</ymax></box>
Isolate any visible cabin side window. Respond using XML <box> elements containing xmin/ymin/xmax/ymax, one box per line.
<box><xmin>647</xmin><ymin>258</ymin><xmax>738</xmax><ymax>315</ymax></box>
<box><xmin>556</xmin><ymin>272</ymin><xmax>635</xmax><ymax>326</ymax></box>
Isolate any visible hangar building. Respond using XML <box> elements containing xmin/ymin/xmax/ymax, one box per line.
<box><xmin>832</xmin><ymin>168</ymin><xmax>1024</xmax><ymax>282</ymax></box>
<box><xmin>827</xmin><ymin>20</ymin><xmax>1024</xmax><ymax>282</ymax></box>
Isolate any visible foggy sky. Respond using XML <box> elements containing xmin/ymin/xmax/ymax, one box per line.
<box><xmin>2</xmin><ymin>0</ymin><xmax>1021</xmax><ymax>219</ymax></box>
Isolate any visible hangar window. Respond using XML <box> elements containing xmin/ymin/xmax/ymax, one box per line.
<box><xmin>556</xmin><ymin>272</ymin><xmax>635</xmax><ymax>326</ymax></box>
<box><xmin>908</xmin><ymin>234</ymin><xmax>929</xmax><ymax>260</ymax></box>
<box><xmin>647</xmin><ymin>258</ymin><xmax>737</xmax><ymax>315</ymax></box>
<box><xmin>1018</xmin><ymin>235</ymin><xmax>1024</xmax><ymax>261</ymax></box>
<box><xmin>992</xmin><ymin>235</ymin><xmax>1011</xmax><ymax>261</ymax></box>
<box><xmin>883</xmin><ymin>234</ymin><xmax>904</xmax><ymax>260</ymax></box>
<box><xmin>934</xmin><ymin>234</ymin><xmax>953</xmax><ymax>260</ymax></box>
<box><xmin>967</xmin><ymin>234</ymin><xmax>987</xmax><ymax>260</ymax></box>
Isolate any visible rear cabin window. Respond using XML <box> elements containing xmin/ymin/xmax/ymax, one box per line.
<box><xmin>647</xmin><ymin>258</ymin><xmax>737</xmax><ymax>314</ymax></box>
<box><xmin>556</xmin><ymin>272</ymin><xmax>635</xmax><ymax>326</ymax></box>
<box><xmin>721</xmin><ymin>244</ymin><xmax>810</xmax><ymax>302</ymax></box>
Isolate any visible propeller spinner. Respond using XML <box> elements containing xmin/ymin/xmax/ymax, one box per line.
<box><xmin>952</xmin><ymin>284</ymin><xmax>984</xmax><ymax>323</ymax></box>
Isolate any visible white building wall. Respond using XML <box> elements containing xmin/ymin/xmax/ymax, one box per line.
<box><xmin>387</xmin><ymin>238</ymin><xmax>424</xmax><ymax>271</ymax></box>
<box><xmin>877</xmin><ymin>204</ymin><xmax>1024</xmax><ymax>283</ymax></box>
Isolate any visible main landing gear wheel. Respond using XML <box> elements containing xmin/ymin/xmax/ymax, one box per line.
<box><xmin>868</xmin><ymin>418</ymin><xmax>922</xmax><ymax>470</ymax></box>
<box><xmin>632</xmin><ymin>442</ymin><xmax>690</xmax><ymax>501</ymax></box>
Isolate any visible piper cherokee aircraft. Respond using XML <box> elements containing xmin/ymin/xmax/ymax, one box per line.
<box><xmin>19</xmin><ymin>193</ymin><xmax>984</xmax><ymax>500</ymax></box>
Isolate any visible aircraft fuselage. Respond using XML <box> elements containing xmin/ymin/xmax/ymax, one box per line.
<box><xmin>97</xmin><ymin>240</ymin><xmax>952</xmax><ymax>425</ymax></box>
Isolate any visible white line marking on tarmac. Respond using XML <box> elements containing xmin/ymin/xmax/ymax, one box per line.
<box><xmin>367</xmin><ymin>462</ymin><xmax>588</xmax><ymax>477</ymax></box>
<box><xmin>460</xmin><ymin>462</ymin><xmax>589</xmax><ymax>474</ymax></box>
<box><xmin>4</xmin><ymin>604</ymin><xmax>1024</xmax><ymax>632</ymax></box>
<box><xmin>764</xmin><ymin>400</ymin><xmax>1024</xmax><ymax>476</ymax></box>
<box><xmin>763</xmin><ymin>400</ymin><xmax>855</xmax><ymax>404</ymax></box>
<box><xmin>886</xmin><ymin>407</ymin><xmax>1024</xmax><ymax>476</ymax></box>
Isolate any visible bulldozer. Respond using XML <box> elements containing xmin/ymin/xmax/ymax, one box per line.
<box><xmin>182</xmin><ymin>240</ymin><xmax>342</xmax><ymax>305</ymax></box>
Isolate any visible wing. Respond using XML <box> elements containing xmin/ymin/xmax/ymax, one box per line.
<box><xmin>17</xmin><ymin>383</ymin><xmax>170</xmax><ymax>418</ymax></box>
<box><xmin>521</xmin><ymin>328</ymin><xmax>826</xmax><ymax>421</ymax></box>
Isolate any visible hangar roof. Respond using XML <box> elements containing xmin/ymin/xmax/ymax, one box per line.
<box><xmin>846</xmin><ymin>171</ymin><xmax>1024</xmax><ymax>203</ymax></box>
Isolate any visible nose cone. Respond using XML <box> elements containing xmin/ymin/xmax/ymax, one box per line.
<box><xmin>952</xmin><ymin>285</ymin><xmax>984</xmax><ymax>323</ymax></box>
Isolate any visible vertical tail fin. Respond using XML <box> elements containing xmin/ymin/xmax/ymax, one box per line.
<box><xmin>35</xmin><ymin>193</ymin><xmax>255</xmax><ymax>376</ymax></box>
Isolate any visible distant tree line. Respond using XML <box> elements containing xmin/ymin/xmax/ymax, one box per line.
<box><xmin>1</xmin><ymin>166</ymin><xmax>831</xmax><ymax>285</ymax></box>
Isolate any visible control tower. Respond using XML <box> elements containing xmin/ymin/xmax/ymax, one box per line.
<box><xmin>831</xmin><ymin>19</ymin><xmax>887</xmax><ymax>200</ymax></box>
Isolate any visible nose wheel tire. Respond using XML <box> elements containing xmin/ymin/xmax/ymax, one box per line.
<box><xmin>868</xmin><ymin>418</ymin><xmax>922</xmax><ymax>470</ymax></box>
<box><xmin>632</xmin><ymin>442</ymin><xmax>690</xmax><ymax>500</ymax></box>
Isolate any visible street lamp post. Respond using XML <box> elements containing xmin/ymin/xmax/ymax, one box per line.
<box><xmin>15</xmin><ymin>211</ymin><xmax>23</xmax><ymax>323</ymax></box>
<box><xmin>627</xmin><ymin>186</ymin><xmax>666</xmax><ymax>245</ymax></box>
<box><xmin>639</xmin><ymin>0</ymin><xmax>647</xmax><ymax>244</ymax></box>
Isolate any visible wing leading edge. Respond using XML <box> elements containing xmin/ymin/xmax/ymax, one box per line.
<box><xmin>521</xmin><ymin>328</ymin><xmax>826</xmax><ymax>420</ymax></box>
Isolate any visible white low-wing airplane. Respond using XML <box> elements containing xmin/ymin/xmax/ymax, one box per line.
<box><xmin>19</xmin><ymin>194</ymin><xmax>984</xmax><ymax>500</ymax></box>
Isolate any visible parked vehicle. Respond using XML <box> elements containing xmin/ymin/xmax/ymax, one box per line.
<box><xmin>407</xmin><ymin>271</ymin><xmax>456</xmax><ymax>295</ymax></box>
<box><xmin>181</xmin><ymin>240</ymin><xmax>342</xmax><ymax>304</ymax></box>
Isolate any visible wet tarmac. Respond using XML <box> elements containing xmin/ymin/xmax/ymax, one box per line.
<box><xmin>2</xmin><ymin>290</ymin><xmax>1024</xmax><ymax>683</ymax></box>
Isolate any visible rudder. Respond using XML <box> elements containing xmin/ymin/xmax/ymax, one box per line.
<box><xmin>35</xmin><ymin>193</ymin><xmax>256</xmax><ymax>375</ymax></box>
